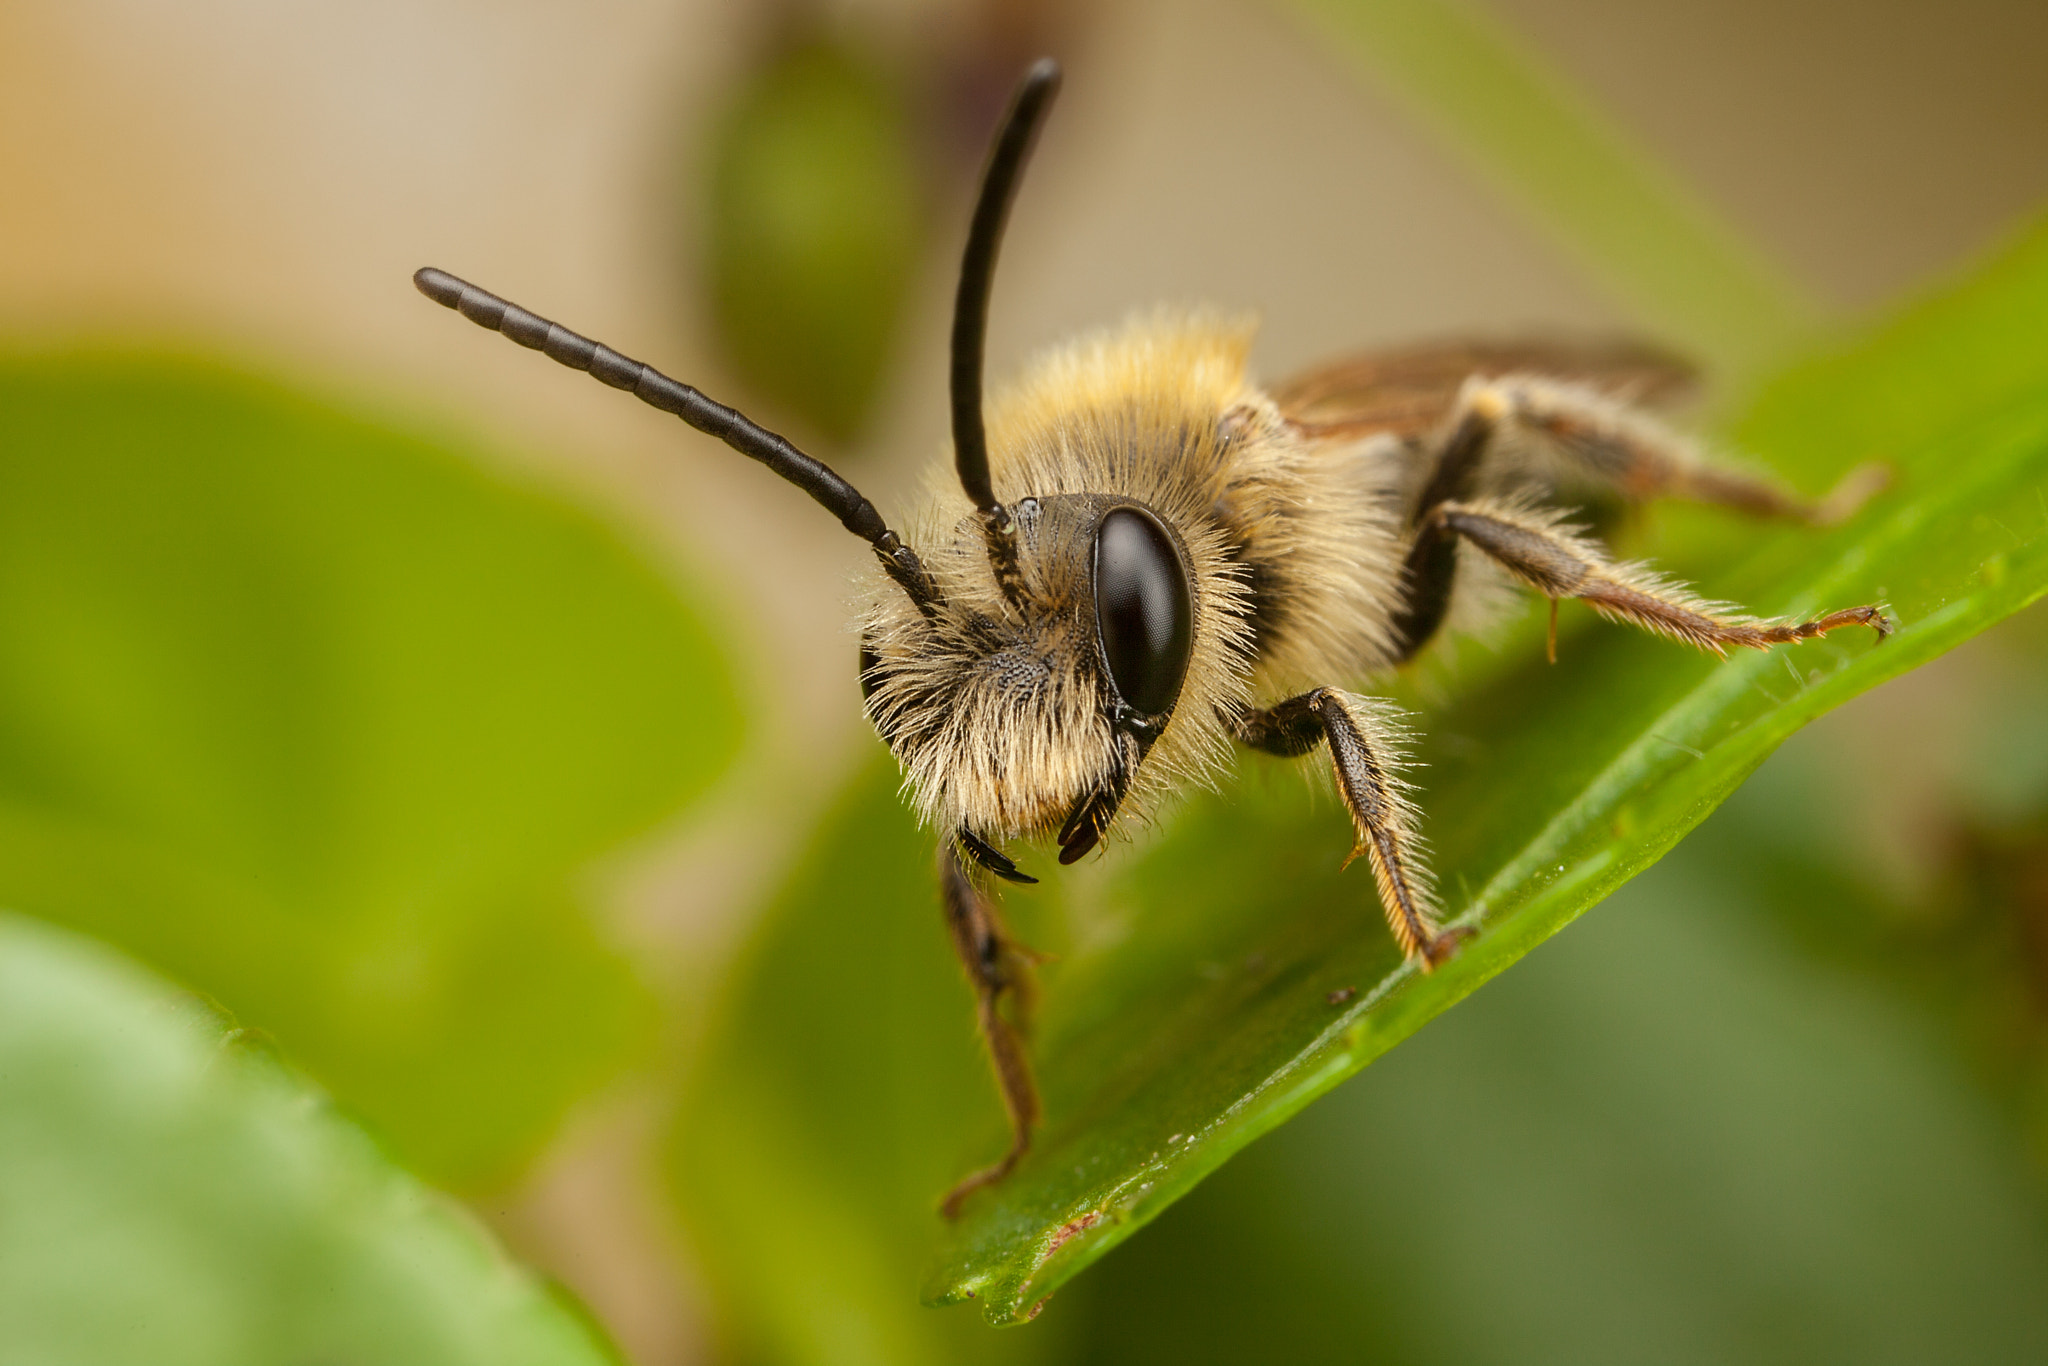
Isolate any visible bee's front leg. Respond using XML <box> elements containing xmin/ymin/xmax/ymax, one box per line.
<box><xmin>938</xmin><ymin>844</ymin><xmax>1043</xmax><ymax>1219</ymax></box>
<box><xmin>1230</xmin><ymin>691</ymin><xmax>1466</xmax><ymax>969</ymax></box>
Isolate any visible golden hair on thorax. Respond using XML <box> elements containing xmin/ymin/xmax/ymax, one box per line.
<box><xmin>413</xmin><ymin>58</ymin><xmax>1891</xmax><ymax>1219</ymax></box>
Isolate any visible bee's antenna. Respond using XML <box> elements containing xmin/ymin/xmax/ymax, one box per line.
<box><xmin>951</xmin><ymin>58</ymin><xmax>1062</xmax><ymax>522</ymax></box>
<box><xmin>412</xmin><ymin>267</ymin><xmax>936</xmax><ymax>608</ymax></box>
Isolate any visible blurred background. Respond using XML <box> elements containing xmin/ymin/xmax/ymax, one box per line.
<box><xmin>4</xmin><ymin>0</ymin><xmax>2048</xmax><ymax>1362</ymax></box>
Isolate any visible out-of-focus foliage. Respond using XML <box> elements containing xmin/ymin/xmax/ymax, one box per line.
<box><xmin>1285</xmin><ymin>0</ymin><xmax>1816</xmax><ymax>380</ymax></box>
<box><xmin>703</xmin><ymin>37</ymin><xmax>926</xmax><ymax>446</ymax></box>
<box><xmin>0</xmin><ymin>352</ymin><xmax>742</xmax><ymax>1188</ymax></box>
<box><xmin>668</xmin><ymin>214</ymin><xmax>2048</xmax><ymax>1342</ymax></box>
<box><xmin>1711</xmin><ymin>604</ymin><xmax>2048</xmax><ymax>1174</ymax></box>
<box><xmin>0</xmin><ymin>912</ymin><xmax>618</xmax><ymax>1366</ymax></box>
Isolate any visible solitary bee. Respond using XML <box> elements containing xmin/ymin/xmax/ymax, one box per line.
<box><xmin>415</xmin><ymin>59</ymin><xmax>1887</xmax><ymax>1217</ymax></box>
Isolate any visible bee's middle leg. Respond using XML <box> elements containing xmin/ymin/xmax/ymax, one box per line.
<box><xmin>937</xmin><ymin>844</ymin><xmax>1042</xmax><ymax>1219</ymax></box>
<box><xmin>1432</xmin><ymin>499</ymin><xmax>1890</xmax><ymax>655</ymax></box>
<box><xmin>1231</xmin><ymin>690</ymin><xmax>1464</xmax><ymax>968</ymax></box>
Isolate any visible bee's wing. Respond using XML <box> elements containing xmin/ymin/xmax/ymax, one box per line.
<box><xmin>1271</xmin><ymin>339</ymin><xmax>1696</xmax><ymax>440</ymax></box>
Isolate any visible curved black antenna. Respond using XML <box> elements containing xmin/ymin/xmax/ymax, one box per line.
<box><xmin>413</xmin><ymin>267</ymin><xmax>935</xmax><ymax>608</ymax></box>
<box><xmin>951</xmin><ymin>58</ymin><xmax>1062</xmax><ymax>516</ymax></box>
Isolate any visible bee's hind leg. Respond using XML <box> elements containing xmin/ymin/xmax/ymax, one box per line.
<box><xmin>938</xmin><ymin>844</ymin><xmax>1043</xmax><ymax>1219</ymax></box>
<box><xmin>1429</xmin><ymin>499</ymin><xmax>1890</xmax><ymax>656</ymax></box>
<box><xmin>1390</xmin><ymin>377</ymin><xmax>1887</xmax><ymax>661</ymax></box>
<box><xmin>1230</xmin><ymin>690</ymin><xmax>1466</xmax><ymax>969</ymax></box>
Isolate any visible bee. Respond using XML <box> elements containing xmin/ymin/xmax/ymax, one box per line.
<box><xmin>415</xmin><ymin>59</ymin><xmax>1888</xmax><ymax>1218</ymax></box>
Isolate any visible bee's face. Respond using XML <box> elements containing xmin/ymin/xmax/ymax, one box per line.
<box><xmin>860</xmin><ymin>491</ymin><xmax>1200</xmax><ymax>848</ymax></box>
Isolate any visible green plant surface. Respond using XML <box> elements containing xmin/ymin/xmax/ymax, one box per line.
<box><xmin>1057</xmin><ymin>782</ymin><xmax>2048</xmax><ymax>1364</ymax></box>
<box><xmin>669</xmin><ymin>217</ymin><xmax>2048</xmax><ymax>1342</ymax></box>
<box><xmin>0</xmin><ymin>351</ymin><xmax>743</xmax><ymax>1188</ymax></box>
<box><xmin>0</xmin><ymin>911</ymin><xmax>618</xmax><ymax>1366</ymax></box>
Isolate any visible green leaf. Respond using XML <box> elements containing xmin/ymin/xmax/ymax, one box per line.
<box><xmin>0</xmin><ymin>911</ymin><xmax>618</xmax><ymax>1366</ymax></box>
<box><xmin>703</xmin><ymin>38</ymin><xmax>926</xmax><ymax>446</ymax></box>
<box><xmin>1058</xmin><ymin>803</ymin><xmax>2048</xmax><ymax>1363</ymax></box>
<box><xmin>671</xmin><ymin>218</ymin><xmax>2048</xmax><ymax>1340</ymax></box>
<box><xmin>0</xmin><ymin>351</ymin><xmax>743</xmax><ymax>1187</ymax></box>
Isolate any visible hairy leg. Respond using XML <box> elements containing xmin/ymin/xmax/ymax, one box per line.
<box><xmin>1231</xmin><ymin>689</ymin><xmax>1463</xmax><ymax>968</ymax></box>
<box><xmin>938</xmin><ymin>844</ymin><xmax>1043</xmax><ymax>1219</ymax></box>
<box><xmin>1392</xmin><ymin>375</ymin><xmax>1884</xmax><ymax>660</ymax></box>
<box><xmin>1433</xmin><ymin>498</ymin><xmax>1890</xmax><ymax>655</ymax></box>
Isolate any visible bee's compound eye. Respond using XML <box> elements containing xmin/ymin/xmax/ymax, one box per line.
<box><xmin>1092</xmin><ymin>506</ymin><xmax>1193</xmax><ymax>719</ymax></box>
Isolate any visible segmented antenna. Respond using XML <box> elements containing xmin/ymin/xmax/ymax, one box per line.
<box><xmin>951</xmin><ymin>58</ymin><xmax>1062</xmax><ymax>516</ymax></box>
<box><xmin>412</xmin><ymin>267</ymin><xmax>935</xmax><ymax>606</ymax></box>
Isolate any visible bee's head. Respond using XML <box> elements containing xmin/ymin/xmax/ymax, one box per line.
<box><xmin>859</xmin><ymin>488</ymin><xmax>1220</xmax><ymax>860</ymax></box>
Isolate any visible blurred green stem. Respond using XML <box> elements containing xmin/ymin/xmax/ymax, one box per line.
<box><xmin>1284</xmin><ymin>0</ymin><xmax>1820</xmax><ymax>382</ymax></box>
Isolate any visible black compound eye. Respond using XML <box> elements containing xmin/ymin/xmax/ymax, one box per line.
<box><xmin>1092</xmin><ymin>505</ymin><xmax>1194</xmax><ymax>719</ymax></box>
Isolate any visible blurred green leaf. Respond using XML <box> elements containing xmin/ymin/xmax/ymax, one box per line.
<box><xmin>672</xmin><ymin>214</ymin><xmax>2048</xmax><ymax>1337</ymax></box>
<box><xmin>0</xmin><ymin>911</ymin><xmax>618</xmax><ymax>1366</ymax></box>
<box><xmin>1285</xmin><ymin>0</ymin><xmax>1818</xmax><ymax>381</ymax></box>
<box><xmin>1737</xmin><ymin>218</ymin><xmax>2048</xmax><ymax>464</ymax></box>
<box><xmin>0</xmin><ymin>351</ymin><xmax>742</xmax><ymax>1187</ymax></box>
<box><xmin>704</xmin><ymin>38</ymin><xmax>925</xmax><ymax>445</ymax></box>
